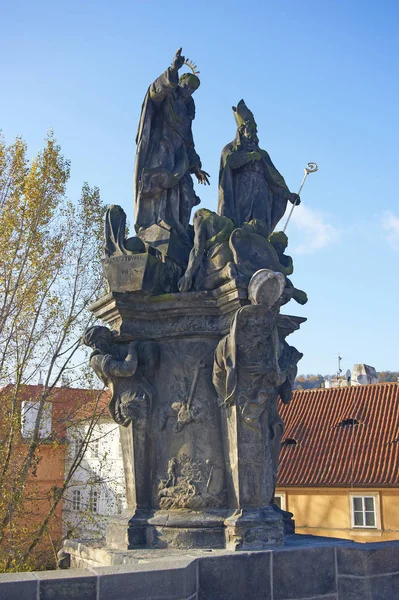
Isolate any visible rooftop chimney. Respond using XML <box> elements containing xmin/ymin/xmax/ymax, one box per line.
<box><xmin>351</xmin><ymin>364</ymin><xmax>378</xmax><ymax>386</ymax></box>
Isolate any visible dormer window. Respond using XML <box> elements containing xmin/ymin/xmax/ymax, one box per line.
<box><xmin>283</xmin><ymin>438</ymin><xmax>298</xmax><ymax>447</ymax></box>
<box><xmin>338</xmin><ymin>418</ymin><xmax>360</xmax><ymax>428</ymax></box>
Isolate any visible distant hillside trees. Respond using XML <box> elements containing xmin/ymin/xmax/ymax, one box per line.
<box><xmin>377</xmin><ymin>371</ymin><xmax>399</xmax><ymax>382</ymax></box>
<box><xmin>294</xmin><ymin>375</ymin><xmax>326</xmax><ymax>390</ymax></box>
<box><xmin>294</xmin><ymin>371</ymin><xmax>399</xmax><ymax>389</ymax></box>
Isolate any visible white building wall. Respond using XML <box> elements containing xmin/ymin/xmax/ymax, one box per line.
<box><xmin>63</xmin><ymin>420</ymin><xmax>126</xmax><ymax>539</ymax></box>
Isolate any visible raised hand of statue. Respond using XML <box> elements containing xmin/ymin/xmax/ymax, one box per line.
<box><xmin>288</xmin><ymin>192</ymin><xmax>300</xmax><ymax>206</ymax></box>
<box><xmin>171</xmin><ymin>47</ymin><xmax>185</xmax><ymax>71</ymax></box>
<box><xmin>195</xmin><ymin>169</ymin><xmax>210</xmax><ymax>185</ymax></box>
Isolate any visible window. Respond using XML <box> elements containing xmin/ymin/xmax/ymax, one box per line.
<box><xmin>118</xmin><ymin>440</ymin><xmax>123</xmax><ymax>458</ymax></box>
<box><xmin>90</xmin><ymin>438</ymin><xmax>99</xmax><ymax>458</ymax></box>
<box><xmin>73</xmin><ymin>437</ymin><xmax>84</xmax><ymax>457</ymax></box>
<box><xmin>21</xmin><ymin>401</ymin><xmax>52</xmax><ymax>438</ymax></box>
<box><xmin>89</xmin><ymin>489</ymin><xmax>99</xmax><ymax>513</ymax></box>
<box><xmin>72</xmin><ymin>490</ymin><xmax>81</xmax><ymax>511</ymax></box>
<box><xmin>282</xmin><ymin>438</ymin><xmax>298</xmax><ymax>447</ymax></box>
<box><xmin>273</xmin><ymin>493</ymin><xmax>286</xmax><ymax>511</ymax></box>
<box><xmin>338</xmin><ymin>418</ymin><xmax>360</xmax><ymax>428</ymax></box>
<box><xmin>351</xmin><ymin>496</ymin><xmax>376</xmax><ymax>528</ymax></box>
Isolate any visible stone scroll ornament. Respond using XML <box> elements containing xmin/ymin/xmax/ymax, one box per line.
<box><xmin>82</xmin><ymin>326</ymin><xmax>158</xmax><ymax>427</ymax></box>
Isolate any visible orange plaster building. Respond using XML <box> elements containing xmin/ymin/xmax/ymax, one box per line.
<box><xmin>276</xmin><ymin>382</ymin><xmax>399</xmax><ymax>542</ymax></box>
<box><xmin>0</xmin><ymin>384</ymin><xmax>107</xmax><ymax>564</ymax></box>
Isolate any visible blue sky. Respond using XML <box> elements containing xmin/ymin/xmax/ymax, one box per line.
<box><xmin>1</xmin><ymin>0</ymin><xmax>398</xmax><ymax>375</ymax></box>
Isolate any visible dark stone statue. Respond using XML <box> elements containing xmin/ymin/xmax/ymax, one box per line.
<box><xmin>269</xmin><ymin>231</ymin><xmax>308</xmax><ymax>306</ymax></box>
<box><xmin>73</xmin><ymin>52</ymin><xmax>310</xmax><ymax>558</ymax></box>
<box><xmin>178</xmin><ymin>208</ymin><xmax>240</xmax><ymax>292</ymax></box>
<box><xmin>177</xmin><ymin>210</ymin><xmax>304</xmax><ymax>296</ymax></box>
<box><xmin>218</xmin><ymin>100</ymin><xmax>300</xmax><ymax>233</ymax></box>
<box><xmin>105</xmin><ymin>205</ymin><xmax>146</xmax><ymax>256</ymax></box>
<box><xmin>134</xmin><ymin>48</ymin><xmax>209</xmax><ymax>242</ymax></box>
<box><xmin>82</xmin><ymin>326</ymin><xmax>157</xmax><ymax>426</ymax></box>
<box><xmin>213</xmin><ymin>270</ymin><xmax>287</xmax><ymax>549</ymax></box>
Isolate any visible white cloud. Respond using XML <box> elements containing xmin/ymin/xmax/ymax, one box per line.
<box><xmin>289</xmin><ymin>203</ymin><xmax>340</xmax><ymax>254</ymax></box>
<box><xmin>381</xmin><ymin>211</ymin><xmax>399</xmax><ymax>250</ymax></box>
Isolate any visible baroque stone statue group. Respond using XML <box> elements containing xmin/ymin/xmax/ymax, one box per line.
<box><xmin>84</xmin><ymin>48</ymin><xmax>307</xmax><ymax>550</ymax></box>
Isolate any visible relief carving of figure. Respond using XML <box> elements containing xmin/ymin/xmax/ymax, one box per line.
<box><xmin>213</xmin><ymin>304</ymin><xmax>285</xmax><ymax>426</ymax></box>
<box><xmin>134</xmin><ymin>48</ymin><xmax>209</xmax><ymax>242</ymax></box>
<box><xmin>213</xmin><ymin>270</ymin><xmax>286</xmax><ymax>421</ymax></box>
<box><xmin>218</xmin><ymin>100</ymin><xmax>299</xmax><ymax>233</ymax></box>
<box><xmin>82</xmin><ymin>326</ymin><xmax>157</xmax><ymax>426</ymax></box>
<box><xmin>158</xmin><ymin>454</ymin><xmax>225</xmax><ymax>510</ymax></box>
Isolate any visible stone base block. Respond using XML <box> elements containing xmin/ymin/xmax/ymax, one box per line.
<box><xmin>106</xmin><ymin>510</ymin><xmax>149</xmax><ymax>550</ymax></box>
<box><xmin>147</xmin><ymin>510</ymin><xmax>226</xmax><ymax>550</ymax></box>
<box><xmin>224</xmin><ymin>507</ymin><xmax>284</xmax><ymax>551</ymax></box>
<box><xmin>54</xmin><ymin>535</ymin><xmax>399</xmax><ymax>600</ymax></box>
<box><xmin>106</xmin><ymin>509</ymin><xmax>226</xmax><ymax>551</ymax></box>
<box><xmin>102</xmin><ymin>252</ymin><xmax>175</xmax><ymax>295</ymax></box>
<box><xmin>138</xmin><ymin>223</ymin><xmax>192</xmax><ymax>267</ymax></box>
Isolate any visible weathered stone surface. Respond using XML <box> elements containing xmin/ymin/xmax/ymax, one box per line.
<box><xmin>337</xmin><ymin>542</ymin><xmax>399</xmax><ymax>576</ymax></box>
<box><xmin>57</xmin><ymin>537</ymin><xmax>399</xmax><ymax>600</ymax></box>
<box><xmin>88</xmin><ymin>281</ymin><xmax>249</xmax><ymax>340</ymax></box>
<box><xmin>224</xmin><ymin>508</ymin><xmax>283</xmax><ymax>551</ymax></box>
<box><xmin>273</xmin><ymin>546</ymin><xmax>336</xmax><ymax>600</ymax></box>
<box><xmin>138</xmin><ymin>223</ymin><xmax>192</xmax><ymax>268</ymax></box>
<box><xmin>102</xmin><ymin>252</ymin><xmax>177</xmax><ymax>295</ymax></box>
<box><xmin>0</xmin><ymin>572</ymin><xmax>37</xmax><ymax>600</ymax></box>
<box><xmin>84</xmin><ymin>277</ymin><xmax>306</xmax><ymax>549</ymax></box>
<box><xmin>199</xmin><ymin>552</ymin><xmax>271</xmax><ymax>600</ymax></box>
<box><xmin>148</xmin><ymin>510</ymin><xmax>226</xmax><ymax>549</ymax></box>
<box><xmin>337</xmin><ymin>576</ymin><xmax>371</xmax><ymax>600</ymax></box>
<box><xmin>95</xmin><ymin>558</ymin><xmax>197</xmax><ymax>600</ymax></box>
<box><xmin>366</xmin><ymin>572</ymin><xmax>399</xmax><ymax>600</ymax></box>
<box><xmin>34</xmin><ymin>569</ymin><xmax>97</xmax><ymax>600</ymax></box>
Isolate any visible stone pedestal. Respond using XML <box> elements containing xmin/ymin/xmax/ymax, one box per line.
<box><xmin>90</xmin><ymin>281</ymin><xmax>244</xmax><ymax>549</ymax></box>
<box><xmin>224</xmin><ymin>508</ymin><xmax>283</xmax><ymax>551</ymax></box>
<box><xmin>88</xmin><ymin>281</ymin><xmax>304</xmax><ymax>550</ymax></box>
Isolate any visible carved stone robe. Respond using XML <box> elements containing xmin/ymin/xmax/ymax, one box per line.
<box><xmin>134</xmin><ymin>67</ymin><xmax>201</xmax><ymax>238</ymax></box>
<box><xmin>218</xmin><ymin>133</ymin><xmax>292</xmax><ymax>232</ymax></box>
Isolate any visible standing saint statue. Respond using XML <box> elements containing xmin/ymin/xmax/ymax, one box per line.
<box><xmin>134</xmin><ymin>48</ymin><xmax>210</xmax><ymax>241</ymax></box>
<box><xmin>218</xmin><ymin>100</ymin><xmax>300</xmax><ymax>233</ymax></box>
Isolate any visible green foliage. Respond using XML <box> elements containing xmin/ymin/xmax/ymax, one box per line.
<box><xmin>294</xmin><ymin>374</ymin><xmax>326</xmax><ymax>390</ymax></box>
<box><xmin>295</xmin><ymin>371</ymin><xmax>399</xmax><ymax>389</ymax></box>
<box><xmin>377</xmin><ymin>371</ymin><xmax>399</xmax><ymax>383</ymax></box>
<box><xmin>0</xmin><ymin>132</ymin><xmax>107</xmax><ymax>571</ymax></box>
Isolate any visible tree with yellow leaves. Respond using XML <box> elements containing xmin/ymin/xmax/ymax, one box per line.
<box><xmin>0</xmin><ymin>132</ymin><xmax>108</xmax><ymax>571</ymax></box>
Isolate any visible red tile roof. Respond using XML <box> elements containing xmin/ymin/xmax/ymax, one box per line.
<box><xmin>278</xmin><ymin>382</ymin><xmax>399</xmax><ymax>487</ymax></box>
